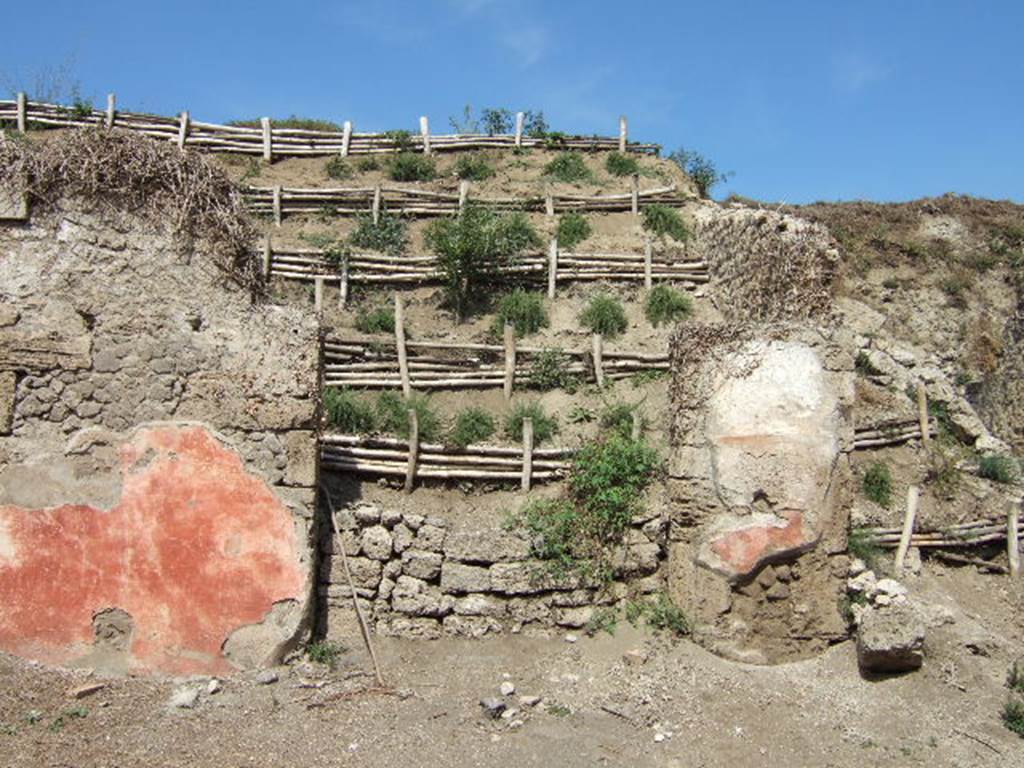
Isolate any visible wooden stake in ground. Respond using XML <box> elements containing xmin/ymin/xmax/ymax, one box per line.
<box><xmin>394</xmin><ymin>295</ymin><xmax>411</xmax><ymax>398</ymax></box>
<box><xmin>917</xmin><ymin>384</ymin><xmax>930</xmax><ymax>449</ymax></box>
<box><xmin>458</xmin><ymin>180</ymin><xmax>470</xmax><ymax>212</ymax></box>
<box><xmin>320</xmin><ymin>485</ymin><xmax>385</xmax><ymax>687</ymax></box>
<box><xmin>503</xmin><ymin>322</ymin><xmax>516</xmax><ymax>401</ymax></box>
<box><xmin>404</xmin><ymin>409</ymin><xmax>419</xmax><ymax>494</ymax></box>
<box><xmin>619</xmin><ymin>115</ymin><xmax>628</xmax><ymax>152</ymax></box>
<box><xmin>547</xmin><ymin>238</ymin><xmax>558</xmax><ymax>299</ymax></box>
<box><xmin>895</xmin><ymin>485</ymin><xmax>920</xmax><ymax>573</ymax></box>
<box><xmin>545</xmin><ymin>193</ymin><xmax>555</xmax><ymax>217</ymax></box>
<box><xmin>419</xmin><ymin>116</ymin><xmax>431</xmax><ymax>154</ymax></box>
<box><xmin>177</xmin><ymin>111</ymin><xmax>190</xmax><ymax>151</ymax></box>
<box><xmin>592</xmin><ymin>333</ymin><xmax>605</xmax><ymax>387</ymax></box>
<box><xmin>372</xmin><ymin>184</ymin><xmax>382</xmax><ymax>225</ymax></box>
<box><xmin>261</xmin><ymin>117</ymin><xmax>272</xmax><ymax>162</ymax></box>
<box><xmin>105</xmin><ymin>93</ymin><xmax>116</xmax><ymax>129</ymax></box>
<box><xmin>262</xmin><ymin>233</ymin><xmax>272</xmax><ymax>280</ymax></box>
<box><xmin>514</xmin><ymin>111</ymin><xmax>524</xmax><ymax>147</ymax></box>
<box><xmin>521</xmin><ymin>417</ymin><xmax>534</xmax><ymax>492</ymax></box>
<box><xmin>1009</xmin><ymin>502</ymin><xmax>1021</xmax><ymax>578</ymax></box>
<box><xmin>631</xmin><ymin>175</ymin><xmax>640</xmax><ymax>215</ymax></box>
<box><xmin>314</xmin><ymin>277</ymin><xmax>324</xmax><ymax>315</ymax></box>
<box><xmin>643</xmin><ymin>238</ymin><xmax>653</xmax><ymax>290</ymax></box>
<box><xmin>631</xmin><ymin>410</ymin><xmax>642</xmax><ymax>441</ymax></box>
<box><xmin>338</xmin><ymin>258</ymin><xmax>349</xmax><ymax>309</ymax></box>
<box><xmin>272</xmin><ymin>185</ymin><xmax>282</xmax><ymax>227</ymax></box>
<box><xmin>341</xmin><ymin>120</ymin><xmax>352</xmax><ymax>157</ymax></box>
<box><xmin>16</xmin><ymin>92</ymin><xmax>26</xmax><ymax>133</ymax></box>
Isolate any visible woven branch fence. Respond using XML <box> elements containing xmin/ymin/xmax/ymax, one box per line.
<box><xmin>861</xmin><ymin>515</ymin><xmax>1021</xmax><ymax>551</ymax></box>
<box><xmin>245</xmin><ymin>182</ymin><xmax>689</xmax><ymax>222</ymax></box>
<box><xmin>852</xmin><ymin>418</ymin><xmax>936</xmax><ymax>450</ymax></box>
<box><xmin>0</xmin><ymin>96</ymin><xmax>659</xmax><ymax>158</ymax></box>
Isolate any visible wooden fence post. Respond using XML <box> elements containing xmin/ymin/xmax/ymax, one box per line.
<box><xmin>644</xmin><ymin>238</ymin><xmax>653</xmax><ymax>290</ymax></box>
<box><xmin>341</xmin><ymin>120</ymin><xmax>353</xmax><ymax>157</ymax></box>
<box><xmin>272</xmin><ymin>185</ymin><xmax>282</xmax><ymax>227</ymax></box>
<box><xmin>419</xmin><ymin>116</ymin><xmax>431</xmax><ymax>154</ymax></box>
<box><xmin>545</xmin><ymin>193</ymin><xmax>554</xmax><ymax>217</ymax></box>
<box><xmin>631</xmin><ymin>410</ymin><xmax>642</xmax><ymax>441</ymax></box>
<box><xmin>338</xmin><ymin>257</ymin><xmax>349</xmax><ymax>309</ymax></box>
<box><xmin>261</xmin><ymin>117</ymin><xmax>273</xmax><ymax>162</ymax></box>
<box><xmin>521</xmin><ymin>417</ymin><xmax>534</xmax><ymax>492</ymax></box>
<box><xmin>895</xmin><ymin>485</ymin><xmax>919</xmax><ymax>573</ymax></box>
<box><xmin>16</xmin><ymin>92</ymin><xmax>26</xmax><ymax>133</ymax></box>
<box><xmin>592</xmin><ymin>333</ymin><xmax>605</xmax><ymax>387</ymax></box>
<box><xmin>619</xmin><ymin>115</ymin><xmax>628</xmax><ymax>152</ymax></box>
<box><xmin>503</xmin><ymin>322</ymin><xmax>516</xmax><ymax>401</ymax></box>
<box><xmin>177</xmin><ymin>111</ymin><xmax>190</xmax><ymax>150</ymax></box>
<box><xmin>515</xmin><ymin>111</ymin><xmax>525</xmax><ymax>147</ymax></box>
<box><xmin>314</xmin><ymin>276</ymin><xmax>325</xmax><ymax>314</ymax></box>
<box><xmin>1009</xmin><ymin>502</ymin><xmax>1021</xmax><ymax>578</ymax></box>
<box><xmin>105</xmin><ymin>93</ymin><xmax>116</xmax><ymax>129</ymax></box>
<box><xmin>395</xmin><ymin>295</ymin><xmax>411</xmax><ymax>398</ymax></box>
<box><xmin>458</xmin><ymin>180</ymin><xmax>470</xmax><ymax>212</ymax></box>
<box><xmin>262</xmin><ymin>233</ymin><xmax>272</xmax><ymax>279</ymax></box>
<box><xmin>917</xmin><ymin>384</ymin><xmax>930</xmax><ymax>448</ymax></box>
<box><xmin>631</xmin><ymin>174</ymin><xmax>640</xmax><ymax>215</ymax></box>
<box><xmin>405</xmin><ymin>409</ymin><xmax>419</xmax><ymax>493</ymax></box>
<box><xmin>547</xmin><ymin>238</ymin><xmax>558</xmax><ymax>299</ymax></box>
<box><xmin>372</xmin><ymin>184</ymin><xmax>382</xmax><ymax>225</ymax></box>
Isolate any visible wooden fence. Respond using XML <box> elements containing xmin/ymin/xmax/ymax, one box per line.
<box><xmin>245</xmin><ymin>182</ymin><xmax>689</xmax><ymax>223</ymax></box>
<box><xmin>852</xmin><ymin>418</ymin><xmax>936</xmax><ymax>450</ymax></box>
<box><xmin>0</xmin><ymin>96</ymin><xmax>659</xmax><ymax>158</ymax></box>
<box><xmin>268</xmin><ymin>240</ymin><xmax>708</xmax><ymax>298</ymax></box>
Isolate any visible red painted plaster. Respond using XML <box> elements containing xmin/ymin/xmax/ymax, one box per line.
<box><xmin>0</xmin><ymin>425</ymin><xmax>306</xmax><ymax>674</ymax></box>
<box><xmin>709</xmin><ymin>511</ymin><xmax>812</xmax><ymax>578</ymax></box>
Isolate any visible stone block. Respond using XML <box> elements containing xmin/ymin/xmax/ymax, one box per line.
<box><xmin>440</xmin><ymin>562</ymin><xmax>491</xmax><ymax>594</ymax></box>
<box><xmin>454</xmin><ymin>594</ymin><xmax>507</xmax><ymax>617</ymax></box>
<box><xmin>443</xmin><ymin>615</ymin><xmax>502</xmax><ymax>637</ymax></box>
<box><xmin>391</xmin><ymin>575</ymin><xmax>453</xmax><ymax>618</ymax></box>
<box><xmin>360</xmin><ymin>525</ymin><xmax>393</xmax><ymax>561</ymax></box>
<box><xmin>401</xmin><ymin>549</ymin><xmax>443</xmax><ymax>581</ymax></box>
<box><xmin>444</xmin><ymin>528</ymin><xmax>531</xmax><ymax>563</ymax></box>
<box><xmin>490</xmin><ymin>562</ymin><xmax>583</xmax><ymax>595</ymax></box>
<box><xmin>415</xmin><ymin>524</ymin><xmax>446</xmax><ymax>552</ymax></box>
<box><xmin>282</xmin><ymin>430</ymin><xmax>317</xmax><ymax>487</ymax></box>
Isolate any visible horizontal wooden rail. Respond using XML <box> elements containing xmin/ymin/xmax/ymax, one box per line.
<box><xmin>852</xmin><ymin>418</ymin><xmax>936</xmax><ymax>450</ymax></box>
<box><xmin>0</xmin><ymin>97</ymin><xmax>660</xmax><ymax>157</ymax></box>
<box><xmin>860</xmin><ymin>514</ymin><xmax>1020</xmax><ymax>550</ymax></box>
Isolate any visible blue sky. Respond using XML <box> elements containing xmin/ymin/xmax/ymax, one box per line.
<box><xmin>2</xmin><ymin>0</ymin><xmax>1021</xmax><ymax>204</ymax></box>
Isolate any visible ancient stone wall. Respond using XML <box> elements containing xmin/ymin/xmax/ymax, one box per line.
<box><xmin>319</xmin><ymin>501</ymin><xmax>666</xmax><ymax>640</ymax></box>
<box><xmin>0</xmin><ymin>201</ymin><xmax>320</xmax><ymax>674</ymax></box>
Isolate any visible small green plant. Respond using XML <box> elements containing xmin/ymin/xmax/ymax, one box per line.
<box><xmin>505</xmin><ymin>401</ymin><xmax>558</xmax><ymax>445</ymax></box>
<box><xmin>384</xmin><ymin>129</ymin><xmax>415</xmax><ymax>152</ymax></box>
<box><xmin>641</xmin><ymin>204</ymin><xmax>690</xmax><ymax>242</ymax></box>
<box><xmin>978</xmin><ymin>454</ymin><xmax>1018</xmax><ymax>484</ymax></box>
<box><xmin>862</xmin><ymin>462</ymin><xmax>893</xmax><ymax>508</ymax></box>
<box><xmin>450</xmin><ymin>407</ymin><xmax>496</xmax><ymax>448</ymax></box>
<box><xmin>354</xmin><ymin>304</ymin><xmax>396</xmax><ymax>334</ymax></box>
<box><xmin>547</xmin><ymin>702</ymin><xmax>572</xmax><ymax>717</ymax></box>
<box><xmin>325</xmin><ymin>156</ymin><xmax>353</xmax><ymax>180</ymax></box>
<box><xmin>324</xmin><ymin>388</ymin><xmax>376</xmax><ymax>433</ymax></box>
<box><xmin>356</xmin><ymin>156</ymin><xmax>381</xmax><ymax>172</ymax></box>
<box><xmin>1007</xmin><ymin>661</ymin><xmax>1024</xmax><ymax>693</ymax></box>
<box><xmin>567</xmin><ymin>405</ymin><xmax>596</xmax><ymax>423</ymax></box>
<box><xmin>49</xmin><ymin>706</ymin><xmax>87</xmax><ymax>733</ymax></box>
<box><xmin>240</xmin><ymin>157</ymin><xmax>262</xmax><ymax>182</ymax></box>
<box><xmin>544</xmin><ymin>152</ymin><xmax>592</xmax><ymax>183</ymax></box>
<box><xmin>848</xmin><ymin>528</ymin><xmax>886</xmax><ymax>573</ymax></box>
<box><xmin>307</xmin><ymin>640</ymin><xmax>345</xmax><ymax>669</ymax></box>
<box><xmin>600</xmin><ymin>401</ymin><xmax>644</xmax><ymax>439</ymax></box>
<box><xmin>349</xmin><ymin>212</ymin><xmax>409</xmax><ymax>256</ymax></box>
<box><xmin>643</xmin><ymin>593</ymin><xmax>690</xmax><ymax>636</ymax></box>
<box><xmin>668</xmin><ymin>147</ymin><xmax>731</xmax><ymax>198</ymax></box>
<box><xmin>388</xmin><ymin>152</ymin><xmax>436</xmax><ymax>182</ymax></box>
<box><xmin>375</xmin><ymin>391</ymin><xmax>442</xmax><ymax>442</ymax></box>
<box><xmin>604</xmin><ymin>151</ymin><xmax>639</xmax><ymax>177</ymax></box>
<box><xmin>519</xmin><ymin>498</ymin><xmax>581</xmax><ymax>576</ymax></box>
<box><xmin>580</xmin><ymin>294</ymin><xmax>628</xmax><ymax>338</ymax></box>
<box><xmin>585</xmin><ymin>606</ymin><xmax>619</xmax><ymax>637</ymax></box>
<box><xmin>491</xmin><ymin>290</ymin><xmax>549</xmax><ymax>338</ymax></box>
<box><xmin>838</xmin><ymin>590</ymin><xmax>870</xmax><ymax>624</ymax></box>
<box><xmin>426</xmin><ymin>204</ymin><xmax>540</xmax><ymax>319</ymax></box>
<box><xmin>529</xmin><ymin>348</ymin><xmax>577</xmax><ymax>391</ymax></box>
<box><xmin>1003</xmin><ymin>699</ymin><xmax>1024</xmax><ymax>737</ymax></box>
<box><xmin>644</xmin><ymin>284</ymin><xmax>692</xmax><ymax>327</ymax></box>
<box><xmin>556</xmin><ymin>212</ymin><xmax>592</xmax><ymax>249</ymax></box>
<box><xmin>939</xmin><ymin>270</ymin><xmax>974</xmax><ymax>308</ymax></box>
<box><xmin>630</xmin><ymin>369</ymin><xmax>668</xmax><ymax>387</ymax></box>
<box><xmin>453</xmin><ymin>152</ymin><xmax>496</xmax><ymax>181</ymax></box>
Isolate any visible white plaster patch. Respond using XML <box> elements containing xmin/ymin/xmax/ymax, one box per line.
<box><xmin>0</xmin><ymin>516</ymin><xmax>16</xmax><ymax>564</ymax></box>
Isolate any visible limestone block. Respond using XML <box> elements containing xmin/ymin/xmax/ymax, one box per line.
<box><xmin>453</xmin><ymin>594</ymin><xmax>507</xmax><ymax>617</ymax></box>
<box><xmin>401</xmin><ymin>549</ymin><xmax>443</xmax><ymax>581</ymax></box>
<box><xmin>444</xmin><ymin>528</ymin><xmax>531</xmax><ymax>563</ymax></box>
<box><xmin>440</xmin><ymin>562</ymin><xmax>491</xmax><ymax>594</ymax></box>
<box><xmin>856</xmin><ymin>602</ymin><xmax>925</xmax><ymax>673</ymax></box>
<box><xmin>282</xmin><ymin>430</ymin><xmax>317</xmax><ymax>487</ymax></box>
<box><xmin>391</xmin><ymin>575</ymin><xmax>453</xmax><ymax>617</ymax></box>
<box><xmin>443</xmin><ymin>615</ymin><xmax>502</xmax><ymax>637</ymax></box>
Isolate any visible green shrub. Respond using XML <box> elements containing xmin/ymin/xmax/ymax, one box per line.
<box><xmin>862</xmin><ymin>462</ymin><xmax>893</xmax><ymax>508</ymax></box>
<box><xmin>668</xmin><ymin>147</ymin><xmax>730</xmax><ymax>198</ymax></box>
<box><xmin>544</xmin><ymin>152</ymin><xmax>592</xmax><ymax>183</ymax></box>
<box><xmin>940</xmin><ymin>270</ymin><xmax>974</xmax><ymax>308</ymax></box>
<box><xmin>642</xmin><ymin>593</ymin><xmax>690</xmax><ymax>636</ymax></box>
<box><xmin>388</xmin><ymin>152</ymin><xmax>436</xmax><ymax>182</ymax></box>
<box><xmin>529</xmin><ymin>348</ymin><xmax>577</xmax><ymax>391</ymax></box>
<box><xmin>600</xmin><ymin>401</ymin><xmax>644</xmax><ymax>439</ymax></box>
<box><xmin>585</xmin><ymin>606</ymin><xmax>619</xmax><ymax>637</ymax></box>
<box><xmin>517</xmin><ymin>498</ymin><xmax>580</xmax><ymax>575</ymax></box>
<box><xmin>425</xmin><ymin>204</ymin><xmax>541</xmax><ymax>319</ymax></box>
<box><xmin>354</xmin><ymin>305</ymin><xmax>395</xmax><ymax>334</ymax></box>
<box><xmin>523</xmin><ymin>110</ymin><xmax>548</xmax><ymax>138</ymax></box>
<box><xmin>569</xmin><ymin>434</ymin><xmax>660</xmax><ymax>543</ymax></box>
<box><xmin>453</xmin><ymin>153</ymin><xmax>495</xmax><ymax>181</ymax></box>
<box><xmin>325</xmin><ymin>156</ymin><xmax>353</xmax><ymax>180</ymax></box>
<box><xmin>384</xmin><ymin>129</ymin><xmax>415</xmax><ymax>152</ymax></box>
<box><xmin>375</xmin><ymin>391</ymin><xmax>442</xmax><ymax>442</ymax></box>
<box><xmin>1003</xmin><ymin>699</ymin><xmax>1024</xmax><ymax>738</ymax></box>
<box><xmin>450</xmin><ymin>407</ymin><xmax>496</xmax><ymax>448</ymax></box>
<box><xmin>978</xmin><ymin>455</ymin><xmax>1018</xmax><ymax>484</ymax></box>
<box><xmin>556</xmin><ymin>212</ymin><xmax>592</xmax><ymax>249</ymax></box>
<box><xmin>356</xmin><ymin>156</ymin><xmax>381</xmax><ymax>172</ymax></box>
<box><xmin>324</xmin><ymin>388</ymin><xmax>376</xmax><ymax>433</ymax></box>
<box><xmin>605</xmin><ymin>151</ymin><xmax>639</xmax><ymax>177</ymax></box>
<box><xmin>847</xmin><ymin>528</ymin><xmax>886</xmax><ymax>572</ymax></box>
<box><xmin>491</xmin><ymin>290</ymin><xmax>549</xmax><ymax>338</ymax></box>
<box><xmin>349</xmin><ymin>212</ymin><xmax>409</xmax><ymax>256</ymax></box>
<box><xmin>644</xmin><ymin>284</ymin><xmax>692</xmax><ymax>326</ymax></box>
<box><xmin>481</xmin><ymin>108</ymin><xmax>513</xmax><ymax>135</ymax></box>
<box><xmin>580</xmin><ymin>294</ymin><xmax>628</xmax><ymax>338</ymax></box>
<box><xmin>307</xmin><ymin>640</ymin><xmax>345</xmax><ymax>669</ymax></box>
<box><xmin>641</xmin><ymin>204</ymin><xmax>690</xmax><ymax>242</ymax></box>
<box><xmin>504</xmin><ymin>401</ymin><xmax>558</xmax><ymax>445</ymax></box>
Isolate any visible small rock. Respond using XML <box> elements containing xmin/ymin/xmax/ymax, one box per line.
<box><xmin>848</xmin><ymin>558</ymin><xmax>867</xmax><ymax>577</ymax></box>
<box><xmin>480</xmin><ymin>698</ymin><xmax>506</xmax><ymax>718</ymax></box>
<box><xmin>509</xmin><ymin>719</ymin><xmax>524</xmax><ymax>729</ymax></box>
<box><xmin>206</xmin><ymin>679</ymin><xmax>222</xmax><ymax>695</ymax></box>
<box><xmin>255</xmin><ymin>670</ymin><xmax>279</xmax><ymax>685</ymax></box>
<box><xmin>623</xmin><ymin>648</ymin><xmax>648</xmax><ymax>666</ymax></box>
<box><xmin>873</xmin><ymin>578</ymin><xmax>907</xmax><ymax>599</ymax></box>
<box><xmin>765</xmin><ymin>581</ymin><xmax>790</xmax><ymax>601</ymax></box>
<box><xmin>67</xmin><ymin>682</ymin><xmax>107</xmax><ymax>699</ymax></box>
<box><xmin>500</xmin><ymin>707</ymin><xmax>519</xmax><ymax>720</ymax></box>
<box><xmin>847</xmin><ymin>570</ymin><xmax>876</xmax><ymax>594</ymax></box>
<box><xmin>499</xmin><ymin>681</ymin><xmax>516</xmax><ymax>696</ymax></box>
<box><xmin>518</xmin><ymin>695</ymin><xmax>542</xmax><ymax>708</ymax></box>
<box><xmin>564</xmin><ymin>633</ymin><xmax>578</xmax><ymax>644</ymax></box>
<box><xmin>654</xmin><ymin>733</ymin><xmax>666</xmax><ymax>743</ymax></box>
<box><xmin>168</xmin><ymin>686</ymin><xmax>200</xmax><ymax>709</ymax></box>
<box><xmin>857</xmin><ymin>602</ymin><xmax>925</xmax><ymax>673</ymax></box>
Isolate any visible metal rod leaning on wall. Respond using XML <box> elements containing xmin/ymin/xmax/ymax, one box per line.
<box><xmin>320</xmin><ymin>484</ymin><xmax>386</xmax><ymax>687</ymax></box>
